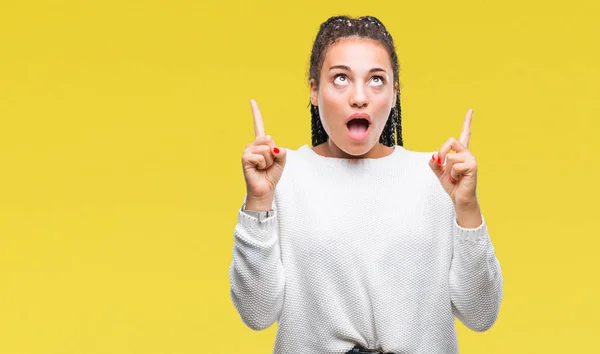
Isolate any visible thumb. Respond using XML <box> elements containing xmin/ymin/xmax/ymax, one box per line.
<box><xmin>428</xmin><ymin>152</ymin><xmax>443</xmax><ymax>179</ymax></box>
<box><xmin>272</xmin><ymin>146</ymin><xmax>287</xmax><ymax>167</ymax></box>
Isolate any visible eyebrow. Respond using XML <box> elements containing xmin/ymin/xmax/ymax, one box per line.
<box><xmin>329</xmin><ymin>65</ymin><xmax>387</xmax><ymax>74</ymax></box>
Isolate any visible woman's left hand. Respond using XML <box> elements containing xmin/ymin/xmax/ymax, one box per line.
<box><xmin>428</xmin><ymin>109</ymin><xmax>479</xmax><ymax>210</ymax></box>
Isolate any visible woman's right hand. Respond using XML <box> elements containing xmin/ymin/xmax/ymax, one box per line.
<box><xmin>242</xmin><ymin>99</ymin><xmax>287</xmax><ymax>211</ymax></box>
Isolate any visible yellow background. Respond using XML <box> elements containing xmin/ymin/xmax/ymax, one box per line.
<box><xmin>1</xmin><ymin>0</ymin><xmax>598</xmax><ymax>353</ymax></box>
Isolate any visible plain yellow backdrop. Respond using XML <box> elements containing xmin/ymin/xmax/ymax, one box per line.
<box><xmin>0</xmin><ymin>0</ymin><xmax>598</xmax><ymax>353</ymax></box>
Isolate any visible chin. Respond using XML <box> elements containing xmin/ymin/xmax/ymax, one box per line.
<box><xmin>339</xmin><ymin>140</ymin><xmax>377</xmax><ymax>157</ymax></box>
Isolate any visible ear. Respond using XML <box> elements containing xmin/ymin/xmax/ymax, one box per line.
<box><xmin>392</xmin><ymin>82</ymin><xmax>399</xmax><ymax>106</ymax></box>
<box><xmin>310</xmin><ymin>79</ymin><xmax>318</xmax><ymax>106</ymax></box>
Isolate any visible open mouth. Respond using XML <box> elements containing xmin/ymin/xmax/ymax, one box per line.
<box><xmin>346</xmin><ymin>118</ymin><xmax>371</xmax><ymax>140</ymax></box>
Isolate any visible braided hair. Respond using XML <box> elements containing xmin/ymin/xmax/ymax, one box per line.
<box><xmin>309</xmin><ymin>15</ymin><xmax>403</xmax><ymax>148</ymax></box>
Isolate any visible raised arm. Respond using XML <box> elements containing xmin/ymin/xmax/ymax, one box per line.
<box><xmin>428</xmin><ymin>109</ymin><xmax>504</xmax><ymax>331</ymax></box>
<box><xmin>229</xmin><ymin>99</ymin><xmax>287</xmax><ymax>330</ymax></box>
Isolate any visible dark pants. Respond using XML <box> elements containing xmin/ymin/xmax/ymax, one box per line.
<box><xmin>346</xmin><ymin>345</ymin><xmax>393</xmax><ymax>353</ymax></box>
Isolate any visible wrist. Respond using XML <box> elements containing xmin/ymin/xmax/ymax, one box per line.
<box><xmin>245</xmin><ymin>193</ymin><xmax>274</xmax><ymax>212</ymax></box>
<box><xmin>455</xmin><ymin>201</ymin><xmax>482</xmax><ymax>229</ymax></box>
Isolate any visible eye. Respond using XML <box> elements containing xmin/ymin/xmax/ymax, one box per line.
<box><xmin>370</xmin><ymin>76</ymin><xmax>384</xmax><ymax>86</ymax></box>
<box><xmin>333</xmin><ymin>74</ymin><xmax>349</xmax><ymax>85</ymax></box>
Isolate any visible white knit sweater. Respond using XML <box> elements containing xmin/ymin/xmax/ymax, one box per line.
<box><xmin>229</xmin><ymin>145</ymin><xmax>503</xmax><ymax>354</ymax></box>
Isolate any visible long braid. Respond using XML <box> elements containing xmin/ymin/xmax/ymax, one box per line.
<box><xmin>309</xmin><ymin>16</ymin><xmax>404</xmax><ymax>148</ymax></box>
<box><xmin>395</xmin><ymin>90</ymin><xmax>403</xmax><ymax>146</ymax></box>
<box><xmin>311</xmin><ymin>103</ymin><xmax>327</xmax><ymax>147</ymax></box>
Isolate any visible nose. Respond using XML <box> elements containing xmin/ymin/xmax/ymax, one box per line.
<box><xmin>349</xmin><ymin>85</ymin><xmax>368</xmax><ymax>108</ymax></box>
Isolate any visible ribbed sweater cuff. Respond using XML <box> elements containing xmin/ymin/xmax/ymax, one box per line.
<box><xmin>237</xmin><ymin>210</ymin><xmax>278</xmax><ymax>243</ymax></box>
<box><xmin>453</xmin><ymin>214</ymin><xmax>487</xmax><ymax>242</ymax></box>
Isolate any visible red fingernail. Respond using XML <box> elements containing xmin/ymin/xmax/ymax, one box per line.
<box><xmin>437</xmin><ymin>156</ymin><xmax>442</xmax><ymax>164</ymax></box>
<box><xmin>447</xmin><ymin>176</ymin><xmax>454</xmax><ymax>182</ymax></box>
<box><xmin>431</xmin><ymin>154</ymin><xmax>436</xmax><ymax>161</ymax></box>
<box><xmin>273</xmin><ymin>147</ymin><xmax>280</xmax><ymax>154</ymax></box>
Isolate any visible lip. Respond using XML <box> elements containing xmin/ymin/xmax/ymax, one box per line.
<box><xmin>345</xmin><ymin>112</ymin><xmax>372</xmax><ymax>141</ymax></box>
<box><xmin>345</xmin><ymin>112</ymin><xmax>372</xmax><ymax>125</ymax></box>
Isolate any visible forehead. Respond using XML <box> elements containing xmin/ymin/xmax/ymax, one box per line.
<box><xmin>322</xmin><ymin>37</ymin><xmax>392</xmax><ymax>73</ymax></box>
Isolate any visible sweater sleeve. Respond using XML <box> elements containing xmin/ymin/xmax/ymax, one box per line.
<box><xmin>449</xmin><ymin>214</ymin><xmax>504</xmax><ymax>332</ymax></box>
<box><xmin>228</xmin><ymin>201</ymin><xmax>285</xmax><ymax>331</ymax></box>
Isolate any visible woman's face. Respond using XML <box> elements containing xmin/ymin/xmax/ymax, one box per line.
<box><xmin>311</xmin><ymin>36</ymin><xmax>397</xmax><ymax>157</ymax></box>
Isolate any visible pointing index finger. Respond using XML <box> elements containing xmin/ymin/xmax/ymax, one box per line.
<box><xmin>250</xmin><ymin>99</ymin><xmax>265</xmax><ymax>138</ymax></box>
<box><xmin>459</xmin><ymin>109</ymin><xmax>473</xmax><ymax>148</ymax></box>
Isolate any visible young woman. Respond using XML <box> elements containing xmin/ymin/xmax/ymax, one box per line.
<box><xmin>229</xmin><ymin>15</ymin><xmax>503</xmax><ymax>354</ymax></box>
